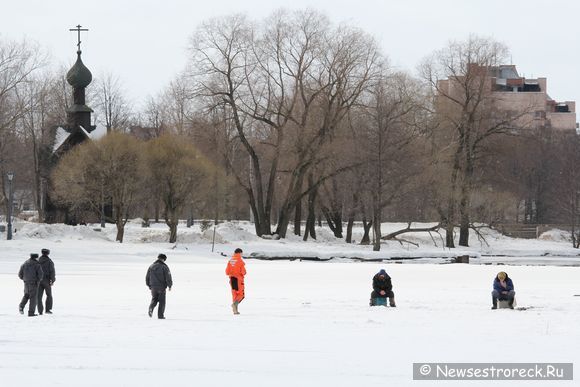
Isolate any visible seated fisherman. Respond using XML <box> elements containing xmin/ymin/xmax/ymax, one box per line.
<box><xmin>370</xmin><ymin>269</ymin><xmax>396</xmax><ymax>307</ymax></box>
<box><xmin>492</xmin><ymin>271</ymin><xmax>516</xmax><ymax>309</ymax></box>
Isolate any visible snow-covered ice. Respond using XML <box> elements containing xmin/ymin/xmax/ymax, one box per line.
<box><xmin>0</xmin><ymin>221</ymin><xmax>578</xmax><ymax>386</ymax></box>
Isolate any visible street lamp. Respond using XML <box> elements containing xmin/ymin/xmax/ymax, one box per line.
<box><xmin>6</xmin><ymin>172</ymin><xmax>14</xmax><ymax>240</ymax></box>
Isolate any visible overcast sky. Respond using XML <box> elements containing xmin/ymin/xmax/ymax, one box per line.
<box><xmin>2</xmin><ymin>0</ymin><xmax>578</xmax><ymax>111</ymax></box>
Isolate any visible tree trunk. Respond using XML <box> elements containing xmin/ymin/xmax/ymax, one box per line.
<box><xmin>458</xmin><ymin>145</ymin><xmax>475</xmax><ymax>247</ymax></box>
<box><xmin>346</xmin><ymin>216</ymin><xmax>354</xmax><ymax>243</ymax></box>
<box><xmin>445</xmin><ymin>221</ymin><xmax>455</xmax><ymax>248</ymax></box>
<box><xmin>372</xmin><ymin>197</ymin><xmax>381</xmax><ymax>251</ymax></box>
<box><xmin>276</xmin><ymin>208</ymin><xmax>292</xmax><ymax>238</ymax></box>
<box><xmin>114</xmin><ymin>203</ymin><xmax>125</xmax><ymax>242</ymax></box>
<box><xmin>322</xmin><ymin>205</ymin><xmax>343</xmax><ymax>238</ymax></box>
<box><xmin>115</xmin><ymin>221</ymin><xmax>124</xmax><ymax>243</ymax></box>
<box><xmin>275</xmin><ymin>169</ymin><xmax>306</xmax><ymax>238</ymax></box>
<box><xmin>303</xmin><ymin>174</ymin><xmax>317</xmax><ymax>241</ymax></box>
<box><xmin>458</xmin><ymin>183</ymin><xmax>470</xmax><ymax>246</ymax></box>
<box><xmin>248</xmin><ymin>189</ymin><xmax>273</xmax><ymax>237</ymax></box>
<box><xmin>345</xmin><ymin>192</ymin><xmax>358</xmax><ymax>244</ymax></box>
<box><xmin>154</xmin><ymin>199</ymin><xmax>160</xmax><ymax>223</ymax></box>
<box><xmin>168</xmin><ymin>221</ymin><xmax>178</xmax><ymax>243</ymax></box>
<box><xmin>445</xmin><ymin>141</ymin><xmax>462</xmax><ymax>248</ymax></box>
<box><xmin>360</xmin><ymin>218</ymin><xmax>372</xmax><ymax>245</ymax></box>
<box><xmin>294</xmin><ymin>197</ymin><xmax>302</xmax><ymax>236</ymax></box>
<box><xmin>166</xmin><ymin>210</ymin><xmax>178</xmax><ymax>243</ymax></box>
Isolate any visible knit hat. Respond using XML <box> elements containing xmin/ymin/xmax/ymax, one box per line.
<box><xmin>497</xmin><ymin>271</ymin><xmax>507</xmax><ymax>280</ymax></box>
<box><xmin>157</xmin><ymin>254</ymin><xmax>167</xmax><ymax>261</ymax></box>
<box><xmin>378</xmin><ymin>269</ymin><xmax>387</xmax><ymax>276</ymax></box>
<box><xmin>234</xmin><ymin>248</ymin><xmax>243</xmax><ymax>254</ymax></box>
<box><xmin>30</xmin><ymin>253</ymin><xmax>39</xmax><ymax>259</ymax></box>
<box><xmin>41</xmin><ymin>248</ymin><xmax>50</xmax><ymax>255</ymax></box>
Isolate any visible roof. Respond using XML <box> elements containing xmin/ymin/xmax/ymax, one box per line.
<box><xmin>52</xmin><ymin>127</ymin><xmax>70</xmax><ymax>153</ymax></box>
<box><xmin>52</xmin><ymin>124</ymin><xmax>106</xmax><ymax>155</ymax></box>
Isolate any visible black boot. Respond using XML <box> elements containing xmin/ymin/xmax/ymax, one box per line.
<box><xmin>492</xmin><ymin>297</ymin><xmax>498</xmax><ymax>310</ymax></box>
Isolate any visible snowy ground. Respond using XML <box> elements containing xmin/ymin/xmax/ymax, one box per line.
<box><xmin>0</xmin><ymin>220</ymin><xmax>579</xmax><ymax>386</ymax></box>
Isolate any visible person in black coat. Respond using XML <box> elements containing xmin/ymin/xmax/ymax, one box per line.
<box><xmin>370</xmin><ymin>269</ymin><xmax>396</xmax><ymax>307</ymax></box>
<box><xmin>18</xmin><ymin>253</ymin><xmax>44</xmax><ymax>316</ymax></box>
<box><xmin>37</xmin><ymin>248</ymin><xmax>56</xmax><ymax>315</ymax></box>
<box><xmin>145</xmin><ymin>254</ymin><xmax>173</xmax><ymax>319</ymax></box>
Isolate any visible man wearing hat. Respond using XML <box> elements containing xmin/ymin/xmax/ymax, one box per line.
<box><xmin>145</xmin><ymin>254</ymin><xmax>173</xmax><ymax>319</ymax></box>
<box><xmin>37</xmin><ymin>248</ymin><xmax>56</xmax><ymax>315</ymax></box>
<box><xmin>18</xmin><ymin>253</ymin><xmax>44</xmax><ymax>316</ymax></box>
<box><xmin>492</xmin><ymin>271</ymin><xmax>516</xmax><ymax>309</ymax></box>
<box><xmin>370</xmin><ymin>269</ymin><xmax>396</xmax><ymax>307</ymax></box>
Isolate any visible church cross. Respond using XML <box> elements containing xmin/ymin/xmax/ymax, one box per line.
<box><xmin>69</xmin><ymin>24</ymin><xmax>89</xmax><ymax>52</ymax></box>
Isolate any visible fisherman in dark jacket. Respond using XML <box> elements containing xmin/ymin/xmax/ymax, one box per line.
<box><xmin>145</xmin><ymin>254</ymin><xmax>173</xmax><ymax>319</ymax></box>
<box><xmin>18</xmin><ymin>253</ymin><xmax>44</xmax><ymax>316</ymax></box>
<box><xmin>492</xmin><ymin>271</ymin><xmax>515</xmax><ymax>309</ymax></box>
<box><xmin>37</xmin><ymin>248</ymin><xmax>56</xmax><ymax>315</ymax></box>
<box><xmin>370</xmin><ymin>269</ymin><xmax>396</xmax><ymax>307</ymax></box>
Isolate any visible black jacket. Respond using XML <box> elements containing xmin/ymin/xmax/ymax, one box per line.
<box><xmin>372</xmin><ymin>272</ymin><xmax>393</xmax><ymax>293</ymax></box>
<box><xmin>146</xmin><ymin>260</ymin><xmax>173</xmax><ymax>289</ymax></box>
<box><xmin>18</xmin><ymin>258</ymin><xmax>43</xmax><ymax>283</ymax></box>
<box><xmin>39</xmin><ymin>254</ymin><xmax>56</xmax><ymax>282</ymax></box>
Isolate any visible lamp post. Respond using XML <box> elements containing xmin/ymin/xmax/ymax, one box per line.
<box><xmin>7</xmin><ymin>172</ymin><xmax>14</xmax><ymax>240</ymax></box>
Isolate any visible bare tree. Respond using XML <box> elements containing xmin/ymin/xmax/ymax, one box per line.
<box><xmin>94</xmin><ymin>71</ymin><xmax>132</xmax><ymax>133</ymax></box>
<box><xmin>188</xmin><ymin>10</ymin><xmax>380</xmax><ymax>238</ymax></box>
<box><xmin>420</xmin><ymin>36</ymin><xmax>527</xmax><ymax>247</ymax></box>
<box><xmin>354</xmin><ymin>71</ymin><xmax>423</xmax><ymax>250</ymax></box>
<box><xmin>189</xmin><ymin>13</ymin><xmax>279</xmax><ymax>237</ymax></box>
<box><xmin>546</xmin><ymin>132</ymin><xmax>580</xmax><ymax>247</ymax></box>
<box><xmin>17</xmin><ymin>72</ymin><xmax>58</xmax><ymax>221</ymax></box>
<box><xmin>144</xmin><ymin>134</ymin><xmax>212</xmax><ymax>243</ymax></box>
<box><xmin>142</xmin><ymin>94</ymin><xmax>166</xmax><ymax>137</ymax></box>
<box><xmin>0</xmin><ymin>38</ymin><xmax>45</xmax><ymax>215</ymax></box>
<box><xmin>160</xmin><ymin>74</ymin><xmax>195</xmax><ymax>135</ymax></box>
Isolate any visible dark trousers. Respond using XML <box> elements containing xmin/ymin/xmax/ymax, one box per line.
<box><xmin>371</xmin><ymin>290</ymin><xmax>394</xmax><ymax>299</ymax></box>
<box><xmin>492</xmin><ymin>290</ymin><xmax>515</xmax><ymax>306</ymax></box>
<box><xmin>19</xmin><ymin>282</ymin><xmax>39</xmax><ymax>315</ymax></box>
<box><xmin>149</xmin><ymin>288</ymin><xmax>167</xmax><ymax>318</ymax></box>
<box><xmin>37</xmin><ymin>280</ymin><xmax>53</xmax><ymax>314</ymax></box>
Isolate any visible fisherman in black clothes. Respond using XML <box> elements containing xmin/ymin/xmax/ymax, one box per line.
<box><xmin>18</xmin><ymin>253</ymin><xmax>43</xmax><ymax>316</ymax></box>
<box><xmin>37</xmin><ymin>248</ymin><xmax>56</xmax><ymax>315</ymax></box>
<box><xmin>145</xmin><ymin>254</ymin><xmax>173</xmax><ymax>319</ymax></box>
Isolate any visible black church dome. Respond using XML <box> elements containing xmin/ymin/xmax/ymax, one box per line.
<box><xmin>66</xmin><ymin>52</ymin><xmax>92</xmax><ymax>88</ymax></box>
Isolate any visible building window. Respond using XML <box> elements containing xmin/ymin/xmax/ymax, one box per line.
<box><xmin>534</xmin><ymin>111</ymin><xmax>546</xmax><ymax>119</ymax></box>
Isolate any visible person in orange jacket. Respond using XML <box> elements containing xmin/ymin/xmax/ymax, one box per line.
<box><xmin>225</xmin><ymin>248</ymin><xmax>246</xmax><ymax>315</ymax></box>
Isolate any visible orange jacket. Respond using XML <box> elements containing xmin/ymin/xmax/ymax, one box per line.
<box><xmin>225</xmin><ymin>253</ymin><xmax>246</xmax><ymax>277</ymax></box>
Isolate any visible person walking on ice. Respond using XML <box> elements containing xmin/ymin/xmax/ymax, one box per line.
<box><xmin>146</xmin><ymin>254</ymin><xmax>173</xmax><ymax>319</ymax></box>
<box><xmin>226</xmin><ymin>248</ymin><xmax>246</xmax><ymax>315</ymax></box>
<box><xmin>18</xmin><ymin>253</ymin><xmax>44</xmax><ymax>317</ymax></box>
<box><xmin>37</xmin><ymin>248</ymin><xmax>56</xmax><ymax>315</ymax></box>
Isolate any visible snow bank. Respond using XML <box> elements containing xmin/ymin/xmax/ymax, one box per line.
<box><xmin>539</xmin><ymin>228</ymin><xmax>572</xmax><ymax>243</ymax></box>
<box><xmin>17</xmin><ymin>223</ymin><xmax>111</xmax><ymax>241</ymax></box>
<box><xmin>5</xmin><ymin>219</ymin><xmax>580</xmax><ymax>264</ymax></box>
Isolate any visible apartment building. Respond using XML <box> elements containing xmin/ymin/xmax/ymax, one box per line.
<box><xmin>437</xmin><ymin>64</ymin><xmax>577</xmax><ymax>132</ymax></box>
